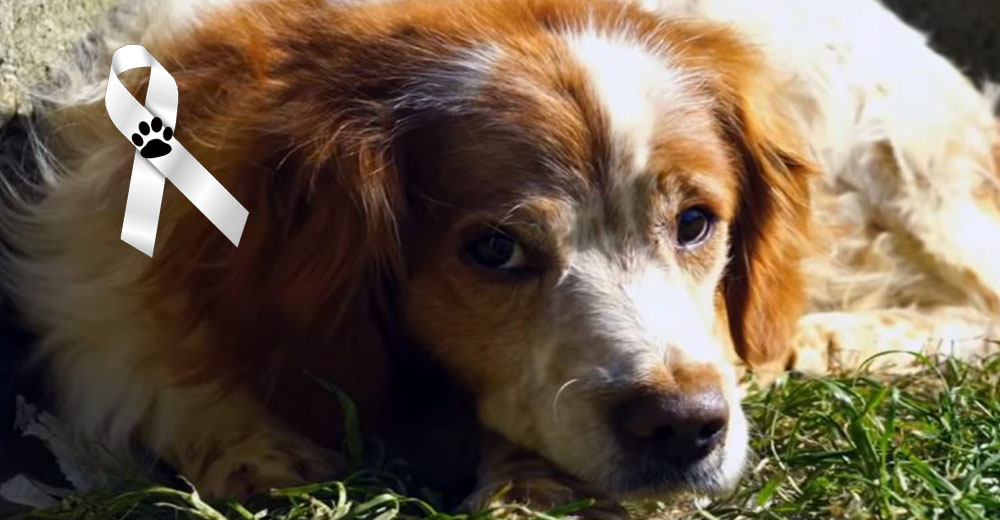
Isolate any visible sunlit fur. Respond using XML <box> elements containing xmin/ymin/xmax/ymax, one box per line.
<box><xmin>643</xmin><ymin>0</ymin><xmax>1000</xmax><ymax>376</ymax></box>
<box><xmin>1</xmin><ymin>0</ymin><xmax>998</xmax><ymax>514</ymax></box>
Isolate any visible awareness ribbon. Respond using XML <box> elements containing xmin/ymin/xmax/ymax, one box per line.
<box><xmin>104</xmin><ymin>45</ymin><xmax>248</xmax><ymax>257</ymax></box>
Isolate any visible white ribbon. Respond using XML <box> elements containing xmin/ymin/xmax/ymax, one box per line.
<box><xmin>104</xmin><ymin>45</ymin><xmax>248</xmax><ymax>257</ymax></box>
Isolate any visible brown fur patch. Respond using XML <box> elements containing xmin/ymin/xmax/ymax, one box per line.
<box><xmin>708</xmin><ymin>53</ymin><xmax>815</xmax><ymax>372</ymax></box>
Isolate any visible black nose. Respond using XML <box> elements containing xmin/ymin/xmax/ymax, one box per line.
<box><xmin>616</xmin><ymin>390</ymin><xmax>729</xmax><ymax>464</ymax></box>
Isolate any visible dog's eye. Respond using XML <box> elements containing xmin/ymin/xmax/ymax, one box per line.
<box><xmin>676</xmin><ymin>207</ymin><xmax>715</xmax><ymax>247</ymax></box>
<box><xmin>465</xmin><ymin>232</ymin><xmax>527</xmax><ymax>270</ymax></box>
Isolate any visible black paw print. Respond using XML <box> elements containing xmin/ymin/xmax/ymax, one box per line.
<box><xmin>131</xmin><ymin>117</ymin><xmax>173</xmax><ymax>159</ymax></box>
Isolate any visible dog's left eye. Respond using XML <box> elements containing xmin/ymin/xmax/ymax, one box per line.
<box><xmin>676</xmin><ymin>207</ymin><xmax>715</xmax><ymax>247</ymax></box>
<box><xmin>465</xmin><ymin>232</ymin><xmax>527</xmax><ymax>270</ymax></box>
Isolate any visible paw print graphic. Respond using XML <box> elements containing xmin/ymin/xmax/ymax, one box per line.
<box><xmin>131</xmin><ymin>117</ymin><xmax>173</xmax><ymax>159</ymax></box>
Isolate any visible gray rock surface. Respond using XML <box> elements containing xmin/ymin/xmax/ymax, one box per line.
<box><xmin>0</xmin><ymin>0</ymin><xmax>119</xmax><ymax>123</ymax></box>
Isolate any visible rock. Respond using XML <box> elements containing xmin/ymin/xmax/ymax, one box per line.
<box><xmin>0</xmin><ymin>0</ymin><xmax>118</xmax><ymax>124</ymax></box>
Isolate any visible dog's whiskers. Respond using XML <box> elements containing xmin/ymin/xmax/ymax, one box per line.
<box><xmin>552</xmin><ymin>378</ymin><xmax>580</xmax><ymax>422</ymax></box>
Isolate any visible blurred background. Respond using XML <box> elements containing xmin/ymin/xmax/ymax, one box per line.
<box><xmin>883</xmin><ymin>0</ymin><xmax>1000</xmax><ymax>83</ymax></box>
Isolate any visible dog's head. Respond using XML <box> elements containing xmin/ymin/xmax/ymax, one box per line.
<box><xmin>149</xmin><ymin>0</ymin><xmax>811</xmax><ymax>497</ymax></box>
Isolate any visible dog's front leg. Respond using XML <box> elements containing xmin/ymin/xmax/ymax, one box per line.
<box><xmin>461</xmin><ymin>433</ymin><xmax>628</xmax><ymax>519</ymax></box>
<box><xmin>142</xmin><ymin>384</ymin><xmax>346</xmax><ymax>500</ymax></box>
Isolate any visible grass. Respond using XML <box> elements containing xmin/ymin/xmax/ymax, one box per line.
<box><xmin>10</xmin><ymin>354</ymin><xmax>1000</xmax><ymax>520</ymax></box>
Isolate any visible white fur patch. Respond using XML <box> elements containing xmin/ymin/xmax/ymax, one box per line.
<box><xmin>563</xmin><ymin>30</ymin><xmax>697</xmax><ymax>176</ymax></box>
<box><xmin>622</xmin><ymin>263</ymin><xmax>723</xmax><ymax>365</ymax></box>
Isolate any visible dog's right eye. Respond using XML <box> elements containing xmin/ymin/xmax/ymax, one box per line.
<box><xmin>465</xmin><ymin>232</ymin><xmax>527</xmax><ymax>271</ymax></box>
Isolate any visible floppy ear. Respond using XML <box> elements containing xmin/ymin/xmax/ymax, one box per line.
<box><xmin>717</xmin><ymin>68</ymin><xmax>815</xmax><ymax>373</ymax></box>
<box><xmin>147</xmin><ymin>118</ymin><xmax>403</xmax><ymax>442</ymax></box>
<box><xmin>137</xmin><ymin>6</ymin><xmax>415</xmax><ymax>442</ymax></box>
<box><xmin>651</xmin><ymin>20</ymin><xmax>815</xmax><ymax>373</ymax></box>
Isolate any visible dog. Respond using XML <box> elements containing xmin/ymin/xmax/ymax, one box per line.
<box><xmin>1</xmin><ymin>0</ymin><xmax>999</xmax><ymax>514</ymax></box>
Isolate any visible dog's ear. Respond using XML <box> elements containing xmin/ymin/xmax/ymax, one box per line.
<box><xmin>141</xmin><ymin>8</ymin><xmax>414</xmax><ymax>441</ymax></box>
<box><xmin>712</xmin><ymin>53</ymin><xmax>815</xmax><ymax>374</ymax></box>
<box><xmin>650</xmin><ymin>21</ymin><xmax>814</xmax><ymax>373</ymax></box>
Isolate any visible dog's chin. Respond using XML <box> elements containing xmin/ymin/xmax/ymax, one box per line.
<box><xmin>605</xmin><ymin>443</ymin><xmax>749</xmax><ymax>499</ymax></box>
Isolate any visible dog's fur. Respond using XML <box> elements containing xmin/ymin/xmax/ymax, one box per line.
<box><xmin>2</xmin><ymin>0</ymin><xmax>999</xmax><ymax>514</ymax></box>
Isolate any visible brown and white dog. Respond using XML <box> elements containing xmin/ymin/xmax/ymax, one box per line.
<box><xmin>2</xmin><ymin>0</ymin><xmax>999</xmax><ymax>514</ymax></box>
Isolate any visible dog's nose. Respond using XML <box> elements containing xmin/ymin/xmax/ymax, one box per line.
<box><xmin>616</xmin><ymin>390</ymin><xmax>729</xmax><ymax>464</ymax></box>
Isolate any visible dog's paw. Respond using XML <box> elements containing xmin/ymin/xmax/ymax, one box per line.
<box><xmin>462</xmin><ymin>473</ymin><xmax>627</xmax><ymax>519</ymax></box>
<box><xmin>466</xmin><ymin>435</ymin><xmax>628</xmax><ymax>518</ymax></box>
<box><xmin>130</xmin><ymin>117</ymin><xmax>173</xmax><ymax>159</ymax></box>
<box><xmin>192</xmin><ymin>432</ymin><xmax>346</xmax><ymax>500</ymax></box>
